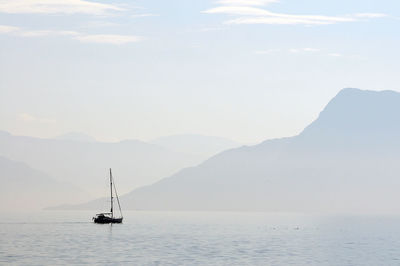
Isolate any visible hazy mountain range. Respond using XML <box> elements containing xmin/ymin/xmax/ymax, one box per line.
<box><xmin>62</xmin><ymin>88</ymin><xmax>400</xmax><ymax>213</ymax></box>
<box><xmin>151</xmin><ymin>134</ymin><xmax>239</xmax><ymax>159</ymax></box>
<box><xmin>0</xmin><ymin>156</ymin><xmax>86</xmax><ymax>211</ymax></box>
<box><xmin>0</xmin><ymin>131</ymin><xmax>239</xmax><ymax>209</ymax></box>
<box><xmin>54</xmin><ymin>132</ymin><xmax>97</xmax><ymax>142</ymax></box>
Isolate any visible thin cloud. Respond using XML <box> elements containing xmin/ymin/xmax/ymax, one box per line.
<box><xmin>0</xmin><ymin>24</ymin><xmax>19</xmax><ymax>33</ymax></box>
<box><xmin>74</xmin><ymin>34</ymin><xmax>144</xmax><ymax>44</ymax></box>
<box><xmin>289</xmin><ymin>48</ymin><xmax>320</xmax><ymax>53</ymax></box>
<box><xmin>17</xmin><ymin>30</ymin><xmax>79</xmax><ymax>37</ymax></box>
<box><xmin>19</xmin><ymin>113</ymin><xmax>56</xmax><ymax>124</ymax></box>
<box><xmin>0</xmin><ymin>24</ymin><xmax>144</xmax><ymax>45</ymax></box>
<box><xmin>303</xmin><ymin>48</ymin><xmax>320</xmax><ymax>52</ymax></box>
<box><xmin>328</xmin><ymin>53</ymin><xmax>343</xmax><ymax>57</ymax></box>
<box><xmin>354</xmin><ymin>13</ymin><xmax>387</xmax><ymax>18</ymax></box>
<box><xmin>204</xmin><ymin>6</ymin><xmax>273</xmax><ymax>16</ymax></box>
<box><xmin>131</xmin><ymin>13</ymin><xmax>159</xmax><ymax>18</ymax></box>
<box><xmin>0</xmin><ymin>0</ymin><xmax>123</xmax><ymax>15</ymax></box>
<box><xmin>84</xmin><ymin>21</ymin><xmax>121</xmax><ymax>28</ymax></box>
<box><xmin>255</xmin><ymin>48</ymin><xmax>345</xmax><ymax>58</ymax></box>
<box><xmin>203</xmin><ymin>1</ymin><xmax>388</xmax><ymax>26</ymax></box>
<box><xmin>226</xmin><ymin>16</ymin><xmax>353</xmax><ymax>25</ymax></box>
<box><xmin>216</xmin><ymin>0</ymin><xmax>279</xmax><ymax>6</ymax></box>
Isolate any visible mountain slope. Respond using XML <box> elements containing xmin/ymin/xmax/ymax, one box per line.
<box><xmin>0</xmin><ymin>156</ymin><xmax>87</xmax><ymax>210</ymax></box>
<box><xmin>116</xmin><ymin>88</ymin><xmax>400</xmax><ymax>213</ymax></box>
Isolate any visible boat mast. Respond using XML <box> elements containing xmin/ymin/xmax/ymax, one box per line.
<box><xmin>110</xmin><ymin>168</ymin><xmax>113</xmax><ymax>218</ymax></box>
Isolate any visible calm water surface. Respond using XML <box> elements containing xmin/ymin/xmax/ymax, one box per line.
<box><xmin>1</xmin><ymin>211</ymin><xmax>400</xmax><ymax>265</ymax></box>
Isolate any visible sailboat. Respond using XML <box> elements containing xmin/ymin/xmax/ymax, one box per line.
<box><xmin>93</xmin><ymin>168</ymin><xmax>123</xmax><ymax>224</ymax></box>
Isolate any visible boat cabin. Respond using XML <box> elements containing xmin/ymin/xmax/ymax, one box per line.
<box><xmin>93</xmin><ymin>212</ymin><xmax>122</xmax><ymax>224</ymax></box>
<box><xmin>95</xmin><ymin>213</ymin><xmax>112</xmax><ymax>218</ymax></box>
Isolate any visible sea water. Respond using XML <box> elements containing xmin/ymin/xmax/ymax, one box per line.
<box><xmin>1</xmin><ymin>211</ymin><xmax>400</xmax><ymax>265</ymax></box>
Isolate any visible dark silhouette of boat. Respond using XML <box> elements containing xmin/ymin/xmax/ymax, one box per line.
<box><xmin>93</xmin><ymin>169</ymin><xmax>123</xmax><ymax>224</ymax></box>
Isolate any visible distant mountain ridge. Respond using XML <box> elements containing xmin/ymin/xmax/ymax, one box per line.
<box><xmin>0</xmin><ymin>130</ymin><xmax>241</xmax><ymax>203</ymax></box>
<box><xmin>54</xmin><ymin>132</ymin><xmax>97</xmax><ymax>142</ymax></box>
<box><xmin>151</xmin><ymin>134</ymin><xmax>240</xmax><ymax>158</ymax></box>
<box><xmin>0</xmin><ymin>156</ymin><xmax>86</xmax><ymax>210</ymax></box>
<box><xmin>0</xmin><ymin>132</ymin><xmax>201</xmax><ymax>197</ymax></box>
<box><xmin>60</xmin><ymin>88</ymin><xmax>400</xmax><ymax>213</ymax></box>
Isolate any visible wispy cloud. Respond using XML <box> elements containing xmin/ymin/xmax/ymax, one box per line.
<box><xmin>74</xmin><ymin>34</ymin><xmax>144</xmax><ymax>44</ymax></box>
<box><xmin>203</xmin><ymin>1</ymin><xmax>387</xmax><ymax>26</ymax></box>
<box><xmin>0</xmin><ymin>24</ymin><xmax>144</xmax><ymax>45</ymax></box>
<box><xmin>216</xmin><ymin>0</ymin><xmax>279</xmax><ymax>6</ymax></box>
<box><xmin>19</xmin><ymin>113</ymin><xmax>56</xmax><ymax>124</ymax></box>
<box><xmin>83</xmin><ymin>21</ymin><xmax>121</xmax><ymax>28</ymax></box>
<box><xmin>225</xmin><ymin>16</ymin><xmax>356</xmax><ymax>25</ymax></box>
<box><xmin>289</xmin><ymin>48</ymin><xmax>320</xmax><ymax>53</ymax></box>
<box><xmin>0</xmin><ymin>0</ymin><xmax>123</xmax><ymax>15</ymax></box>
<box><xmin>303</xmin><ymin>48</ymin><xmax>320</xmax><ymax>52</ymax></box>
<box><xmin>204</xmin><ymin>6</ymin><xmax>273</xmax><ymax>16</ymax></box>
<box><xmin>354</xmin><ymin>13</ymin><xmax>387</xmax><ymax>18</ymax></box>
<box><xmin>0</xmin><ymin>24</ymin><xmax>19</xmax><ymax>33</ymax></box>
<box><xmin>255</xmin><ymin>48</ymin><xmax>347</xmax><ymax>58</ymax></box>
<box><xmin>17</xmin><ymin>30</ymin><xmax>79</xmax><ymax>37</ymax></box>
<box><xmin>131</xmin><ymin>13</ymin><xmax>159</xmax><ymax>18</ymax></box>
<box><xmin>328</xmin><ymin>53</ymin><xmax>343</xmax><ymax>57</ymax></box>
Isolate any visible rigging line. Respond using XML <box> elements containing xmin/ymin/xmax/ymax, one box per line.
<box><xmin>112</xmin><ymin>175</ymin><xmax>123</xmax><ymax>218</ymax></box>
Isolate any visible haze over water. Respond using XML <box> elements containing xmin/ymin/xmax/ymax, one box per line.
<box><xmin>1</xmin><ymin>211</ymin><xmax>400</xmax><ymax>265</ymax></box>
<box><xmin>1</xmin><ymin>0</ymin><xmax>400</xmax><ymax>265</ymax></box>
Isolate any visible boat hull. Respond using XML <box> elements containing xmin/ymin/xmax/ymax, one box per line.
<box><xmin>93</xmin><ymin>216</ymin><xmax>123</xmax><ymax>224</ymax></box>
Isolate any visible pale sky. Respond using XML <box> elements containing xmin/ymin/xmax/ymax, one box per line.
<box><xmin>0</xmin><ymin>0</ymin><xmax>399</xmax><ymax>143</ymax></box>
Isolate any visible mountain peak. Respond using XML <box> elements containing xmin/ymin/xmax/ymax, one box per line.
<box><xmin>336</xmin><ymin>87</ymin><xmax>398</xmax><ymax>98</ymax></box>
<box><xmin>301</xmin><ymin>88</ymin><xmax>400</xmax><ymax>138</ymax></box>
